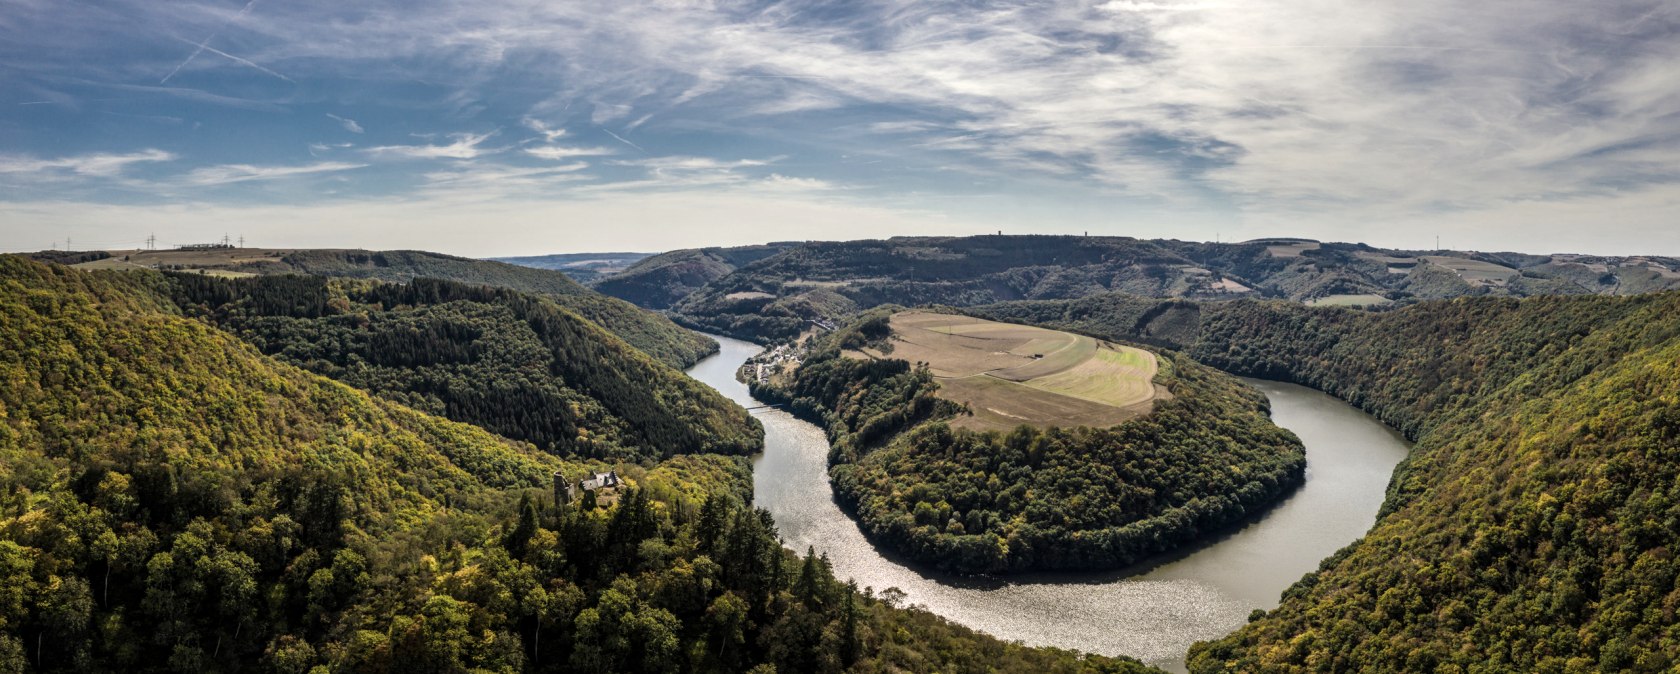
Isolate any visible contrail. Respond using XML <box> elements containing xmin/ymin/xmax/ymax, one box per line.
<box><xmin>161</xmin><ymin>0</ymin><xmax>265</xmax><ymax>84</ymax></box>
<box><xmin>172</xmin><ymin>36</ymin><xmax>293</xmax><ymax>83</ymax></box>
<box><xmin>602</xmin><ymin>128</ymin><xmax>646</xmax><ymax>153</ymax></box>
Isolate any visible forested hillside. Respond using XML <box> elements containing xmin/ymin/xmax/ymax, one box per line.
<box><xmin>0</xmin><ymin>256</ymin><xmax>1156</xmax><ymax>673</ymax></box>
<box><xmin>1190</xmin><ymin>295</ymin><xmax>1680</xmax><ymax>671</ymax></box>
<box><xmin>587</xmin><ymin>236</ymin><xmax>1680</xmax><ymax>343</ymax></box>
<box><xmin>592</xmin><ymin>245</ymin><xmax>792</xmax><ymax>310</ymax></box>
<box><xmin>164</xmin><ymin>273</ymin><xmax>760</xmax><ymax>462</ymax></box>
<box><xmin>277</xmin><ymin>250</ymin><xmax>719</xmax><ymax>368</ymax></box>
<box><xmin>971</xmin><ymin>289</ymin><xmax>1680</xmax><ymax>670</ymax></box>
<box><xmin>81</xmin><ymin>248</ymin><xmax>717</xmax><ymax>368</ymax></box>
<box><xmin>975</xmin><ymin>292</ymin><xmax>1666</xmax><ymax>440</ymax></box>
<box><xmin>754</xmin><ymin>312</ymin><xmax>1304</xmax><ymax>574</ymax></box>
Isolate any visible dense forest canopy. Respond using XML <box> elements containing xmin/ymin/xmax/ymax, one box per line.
<box><xmin>967</xmin><ymin>289</ymin><xmax>1680</xmax><ymax>671</ymax></box>
<box><xmin>753</xmin><ymin>310</ymin><xmax>1304</xmax><ymax>574</ymax></box>
<box><xmin>163</xmin><ymin>273</ymin><xmax>762</xmax><ymax>462</ymax></box>
<box><xmin>0</xmin><ymin>256</ymin><xmax>1156</xmax><ymax>673</ymax></box>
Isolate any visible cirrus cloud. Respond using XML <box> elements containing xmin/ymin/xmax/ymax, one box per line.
<box><xmin>3</xmin><ymin>0</ymin><xmax>1679</xmax><ymax>255</ymax></box>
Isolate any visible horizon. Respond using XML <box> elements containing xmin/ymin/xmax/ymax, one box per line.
<box><xmin>10</xmin><ymin>230</ymin><xmax>1680</xmax><ymax>262</ymax></box>
<box><xmin>4</xmin><ymin>1</ymin><xmax>1680</xmax><ymax>257</ymax></box>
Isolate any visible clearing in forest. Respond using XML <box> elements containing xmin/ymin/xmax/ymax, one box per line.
<box><xmin>1307</xmin><ymin>293</ymin><xmax>1392</xmax><ymax>307</ymax></box>
<box><xmin>1420</xmin><ymin>256</ymin><xmax>1518</xmax><ymax>285</ymax></box>
<box><xmin>852</xmin><ymin>311</ymin><xmax>1166</xmax><ymax>432</ymax></box>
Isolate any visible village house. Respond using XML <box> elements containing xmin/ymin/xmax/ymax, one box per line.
<box><xmin>581</xmin><ymin>470</ymin><xmax>620</xmax><ymax>491</ymax></box>
<box><xmin>553</xmin><ymin>469</ymin><xmax>622</xmax><ymax>506</ymax></box>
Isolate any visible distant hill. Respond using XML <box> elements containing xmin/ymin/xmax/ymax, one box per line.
<box><xmin>585</xmin><ymin>235</ymin><xmax>1680</xmax><ymax>342</ymax></box>
<box><xmin>591</xmin><ymin>244</ymin><xmax>796</xmax><ymax>309</ymax></box>
<box><xmin>164</xmin><ymin>272</ymin><xmax>762</xmax><ymax>461</ymax></box>
<box><xmin>490</xmin><ymin>252</ymin><xmax>651</xmax><ymax>283</ymax></box>
<box><xmin>73</xmin><ymin>247</ymin><xmax>718</xmax><ymax>368</ymax></box>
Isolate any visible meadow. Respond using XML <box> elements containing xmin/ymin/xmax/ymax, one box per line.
<box><xmin>855</xmin><ymin>311</ymin><xmax>1162</xmax><ymax>431</ymax></box>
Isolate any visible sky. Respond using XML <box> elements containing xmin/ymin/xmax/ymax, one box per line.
<box><xmin>2</xmin><ymin>0</ymin><xmax>1678</xmax><ymax>258</ymax></box>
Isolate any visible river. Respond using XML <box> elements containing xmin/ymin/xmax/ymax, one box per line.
<box><xmin>685</xmin><ymin>334</ymin><xmax>1412</xmax><ymax>672</ymax></box>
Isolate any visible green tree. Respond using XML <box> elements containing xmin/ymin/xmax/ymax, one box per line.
<box><xmin>794</xmin><ymin>547</ymin><xmax>822</xmax><ymax>610</ymax></box>
<box><xmin>840</xmin><ymin>581</ymin><xmax>860</xmax><ymax>667</ymax></box>
<box><xmin>38</xmin><ymin>575</ymin><xmax>93</xmax><ymax>668</ymax></box>
<box><xmin>506</xmin><ymin>493</ymin><xmax>539</xmax><ymax>560</ymax></box>
<box><xmin>704</xmin><ymin>591</ymin><xmax>749</xmax><ymax>669</ymax></box>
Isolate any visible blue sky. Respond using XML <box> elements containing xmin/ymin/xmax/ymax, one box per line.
<box><xmin>2</xmin><ymin>0</ymin><xmax>1678</xmax><ymax>257</ymax></box>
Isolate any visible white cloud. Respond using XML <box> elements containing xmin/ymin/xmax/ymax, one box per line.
<box><xmin>307</xmin><ymin>142</ymin><xmax>353</xmax><ymax>155</ymax></box>
<box><xmin>180</xmin><ymin>161</ymin><xmax>366</xmax><ymax>186</ymax></box>
<box><xmin>747</xmin><ymin>88</ymin><xmax>848</xmax><ymax>116</ymax></box>
<box><xmin>416</xmin><ymin>162</ymin><xmax>594</xmax><ymax>201</ymax></box>
<box><xmin>0</xmin><ymin>149</ymin><xmax>175</xmax><ymax>177</ymax></box>
<box><xmin>364</xmin><ymin>131</ymin><xmax>500</xmax><ymax>160</ymax></box>
<box><xmin>868</xmin><ymin>121</ymin><xmax>943</xmax><ymax>134</ymax></box>
<box><xmin>570</xmin><ymin>155</ymin><xmax>783</xmax><ymax>194</ymax></box>
<box><xmin>760</xmin><ymin>173</ymin><xmax>837</xmax><ymax>191</ymax></box>
<box><xmin>326</xmin><ymin>113</ymin><xmax>364</xmax><ymax>133</ymax></box>
<box><xmin>521</xmin><ymin>117</ymin><xmax>567</xmax><ymax>142</ymax></box>
<box><xmin>615</xmin><ymin>156</ymin><xmax>775</xmax><ymax>171</ymax></box>
<box><xmin>1098</xmin><ymin>1</ymin><xmax>1230</xmax><ymax>12</ymax></box>
<box><xmin>524</xmin><ymin>145</ymin><xmax>616</xmax><ymax>160</ymax></box>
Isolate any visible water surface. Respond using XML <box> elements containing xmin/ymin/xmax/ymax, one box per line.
<box><xmin>686</xmin><ymin>334</ymin><xmax>1411</xmax><ymax>671</ymax></box>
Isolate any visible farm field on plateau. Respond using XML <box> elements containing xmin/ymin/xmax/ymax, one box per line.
<box><xmin>852</xmin><ymin>311</ymin><xmax>1165</xmax><ymax>431</ymax></box>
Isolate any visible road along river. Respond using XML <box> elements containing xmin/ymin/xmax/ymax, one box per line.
<box><xmin>686</xmin><ymin>334</ymin><xmax>1411</xmax><ymax>672</ymax></box>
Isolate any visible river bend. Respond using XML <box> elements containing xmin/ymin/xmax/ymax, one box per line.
<box><xmin>685</xmin><ymin>334</ymin><xmax>1410</xmax><ymax>672</ymax></box>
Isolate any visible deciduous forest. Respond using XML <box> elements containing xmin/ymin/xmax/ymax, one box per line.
<box><xmin>164</xmin><ymin>273</ymin><xmax>758</xmax><ymax>462</ymax></box>
<box><xmin>0</xmin><ymin>257</ymin><xmax>1153</xmax><ymax>673</ymax></box>
<box><xmin>181</xmin><ymin>249</ymin><xmax>720</xmax><ymax>369</ymax></box>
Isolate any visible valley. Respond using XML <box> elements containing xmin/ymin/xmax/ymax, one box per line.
<box><xmin>9</xmin><ymin>237</ymin><xmax>1680</xmax><ymax>672</ymax></box>
<box><xmin>13</xmin><ymin>1</ymin><xmax>1676</xmax><ymax>670</ymax></box>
